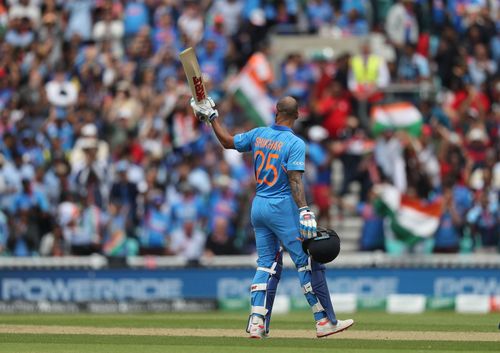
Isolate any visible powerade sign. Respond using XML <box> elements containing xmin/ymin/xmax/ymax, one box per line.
<box><xmin>217</xmin><ymin>277</ymin><xmax>399</xmax><ymax>298</ymax></box>
<box><xmin>0</xmin><ymin>268</ymin><xmax>499</xmax><ymax>302</ymax></box>
<box><xmin>1</xmin><ymin>278</ymin><xmax>182</xmax><ymax>301</ymax></box>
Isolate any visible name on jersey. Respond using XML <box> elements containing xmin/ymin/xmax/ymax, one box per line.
<box><xmin>255</xmin><ymin>137</ymin><xmax>283</xmax><ymax>151</ymax></box>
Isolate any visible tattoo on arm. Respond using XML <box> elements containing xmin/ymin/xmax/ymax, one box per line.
<box><xmin>288</xmin><ymin>170</ymin><xmax>307</xmax><ymax>209</ymax></box>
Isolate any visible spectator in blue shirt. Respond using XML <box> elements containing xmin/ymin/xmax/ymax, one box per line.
<box><xmin>45</xmin><ymin>108</ymin><xmax>74</xmax><ymax>153</ymax></box>
<box><xmin>342</xmin><ymin>0</ymin><xmax>368</xmax><ymax>16</ymax></box>
<box><xmin>446</xmin><ymin>0</ymin><xmax>486</xmax><ymax>33</ymax></box>
<box><xmin>65</xmin><ymin>0</ymin><xmax>94</xmax><ymax>40</ymax></box>
<box><xmin>154</xmin><ymin>49</ymin><xmax>179</xmax><ymax>92</ymax></box>
<box><xmin>198</xmin><ymin>37</ymin><xmax>225</xmax><ymax>87</ymax></box>
<box><xmin>151</xmin><ymin>10</ymin><xmax>177</xmax><ymax>53</ymax></box>
<box><xmin>124</xmin><ymin>0</ymin><xmax>149</xmax><ymax>37</ymax></box>
<box><xmin>433</xmin><ymin>188</ymin><xmax>462</xmax><ymax>253</ymax></box>
<box><xmin>208</xmin><ymin>175</ymin><xmax>238</xmax><ymax>237</ymax></box>
<box><xmin>140</xmin><ymin>190</ymin><xmax>170</xmax><ymax>254</ymax></box>
<box><xmin>466</xmin><ymin>190</ymin><xmax>499</xmax><ymax>251</ymax></box>
<box><xmin>0</xmin><ymin>152</ymin><xmax>22</xmax><ymax>211</ymax></box>
<box><xmin>11</xmin><ymin>177</ymin><xmax>50</xmax><ymax>215</ymax></box>
<box><xmin>280</xmin><ymin>53</ymin><xmax>315</xmax><ymax>103</ymax></box>
<box><xmin>306</xmin><ymin>126</ymin><xmax>334</xmax><ymax>226</ymax></box>
<box><xmin>337</xmin><ymin>9</ymin><xmax>370</xmax><ymax>36</ymax></box>
<box><xmin>397</xmin><ymin>43</ymin><xmax>430</xmax><ymax>82</ymax></box>
<box><xmin>110</xmin><ymin>160</ymin><xmax>139</xmax><ymax>228</ymax></box>
<box><xmin>5</xmin><ymin>17</ymin><xmax>34</xmax><ymax>48</ymax></box>
<box><xmin>17</xmin><ymin>130</ymin><xmax>45</xmax><ymax>167</ymax></box>
<box><xmin>468</xmin><ymin>43</ymin><xmax>497</xmax><ymax>89</ymax></box>
<box><xmin>306</xmin><ymin>0</ymin><xmax>333</xmax><ymax>32</ymax></box>
<box><xmin>170</xmin><ymin>182</ymin><xmax>206</xmax><ymax>231</ymax></box>
<box><xmin>0</xmin><ymin>70</ymin><xmax>13</xmax><ymax>111</ymax></box>
<box><xmin>359</xmin><ymin>199</ymin><xmax>385</xmax><ymax>251</ymax></box>
<box><xmin>8</xmin><ymin>208</ymin><xmax>37</xmax><ymax>256</ymax></box>
<box><xmin>337</xmin><ymin>9</ymin><xmax>369</xmax><ymax>36</ymax></box>
<box><xmin>452</xmin><ymin>183</ymin><xmax>474</xmax><ymax>217</ymax></box>
<box><xmin>103</xmin><ymin>202</ymin><xmax>139</xmax><ymax>257</ymax></box>
<box><xmin>203</xmin><ymin>15</ymin><xmax>228</xmax><ymax>55</ymax></box>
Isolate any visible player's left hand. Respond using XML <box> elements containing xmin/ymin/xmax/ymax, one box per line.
<box><xmin>299</xmin><ymin>206</ymin><xmax>317</xmax><ymax>239</ymax></box>
<box><xmin>190</xmin><ymin>97</ymin><xmax>218</xmax><ymax>122</ymax></box>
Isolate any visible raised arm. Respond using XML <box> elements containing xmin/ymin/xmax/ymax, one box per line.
<box><xmin>190</xmin><ymin>97</ymin><xmax>235</xmax><ymax>149</ymax></box>
<box><xmin>287</xmin><ymin>170</ymin><xmax>307</xmax><ymax>209</ymax></box>
<box><xmin>211</xmin><ymin>117</ymin><xmax>235</xmax><ymax>150</ymax></box>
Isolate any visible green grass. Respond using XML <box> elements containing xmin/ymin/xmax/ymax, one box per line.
<box><xmin>0</xmin><ymin>335</ymin><xmax>499</xmax><ymax>353</ymax></box>
<box><xmin>0</xmin><ymin>311</ymin><xmax>498</xmax><ymax>332</ymax></box>
<box><xmin>0</xmin><ymin>311</ymin><xmax>498</xmax><ymax>353</ymax></box>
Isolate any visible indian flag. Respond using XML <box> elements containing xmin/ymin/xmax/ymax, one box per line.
<box><xmin>371</xmin><ymin>102</ymin><xmax>423</xmax><ymax>137</ymax></box>
<box><xmin>375</xmin><ymin>184</ymin><xmax>442</xmax><ymax>245</ymax></box>
<box><xmin>231</xmin><ymin>52</ymin><xmax>275</xmax><ymax>126</ymax></box>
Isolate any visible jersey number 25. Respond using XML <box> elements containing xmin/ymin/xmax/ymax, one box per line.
<box><xmin>254</xmin><ymin>151</ymin><xmax>279</xmax><ymax>186</ymax></box>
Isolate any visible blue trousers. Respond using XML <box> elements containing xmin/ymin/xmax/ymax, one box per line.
<box><xmin>250</xmin><ymin>195</ymin><xmax>337</xmax><ymax>324</ymax></box>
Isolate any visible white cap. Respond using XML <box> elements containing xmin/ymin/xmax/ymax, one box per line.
<box><xmin>308</xmin><ymin>125</ymin><xmax>329</xmax><ymax>142</ymax></box>
<box><xmin>80</xmin><ymin>137</ymin><xmax>98</xmax><ymax>150</ymax></box>
<box><xmin>250</xmin><ymin>8</ymin><xmax>266</xmax><ymax>26</ymax></box>
<box><xmin>81</xmin><ymin>124</ymin><xmax>97</xmax><ymax>137</ymax></box>
<box><xmin>467</xmin><ymin>128</ymin><xmax>488</xmax><ymax>142</ymax></box>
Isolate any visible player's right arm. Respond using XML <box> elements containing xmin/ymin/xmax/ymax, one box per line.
<box><xmin>211</xmin><ymin>118</ymin><xmax>235</xmax><ymax>149</ymax></box>
<box><xmin>190</xmin><ymin>97</ymin><xmax>235</xmax><ymax>149</ymax></box>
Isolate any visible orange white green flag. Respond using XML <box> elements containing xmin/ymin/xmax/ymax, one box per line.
<box><xmin>371</xmin><ymin>102</ymin><xmax>423</xmax><ymax>137</ymax></box>
<box><xmin>230</xmin><ymin>52</ymin><xmax>275</xmax><ymax>126</ymax></box>
<box><xmin>375</xmin><ymin>183</ymin><xmax>443</xmax><ymax>245</ymax></box>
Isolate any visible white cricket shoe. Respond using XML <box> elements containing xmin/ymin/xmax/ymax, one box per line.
<box><xmin>248</xmin><ymin>315</ymin><xmax>266</xmax><ymax>339</ymax></box>
<box><xmin>316</xmin><ymin>318</ymin><xmax>354</xmax><ymax>338</ymax></box>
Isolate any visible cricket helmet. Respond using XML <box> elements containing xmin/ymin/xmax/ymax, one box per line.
<box><xmin>301</xmin><ymin>227</ymin><xmax>341</xmax><ymax>264</ymax></box>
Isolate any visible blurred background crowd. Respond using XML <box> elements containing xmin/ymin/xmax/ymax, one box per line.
<box><xmin>0</xmin><ymin>0</ymin><xmax>498</xmax><ymax>259</ymax></box>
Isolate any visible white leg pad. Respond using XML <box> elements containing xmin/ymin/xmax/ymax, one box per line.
<box><xmin>298</xmin><ymin>264</ymin><xmax>311</xmax><ymax>272</ymax></box>
<box><xmin>311</xmin><ymin>302</ymin><xmax>325</xmax><ymax>314</ymax></box>
<box><xmin>251</xmin><ymin>305</ymin><xmax>268</xmax><ymax>316</ymax></box>
<box><xmin>257</xmin><ymin>266</ymin><xmax>276</xmax><ymax>275</ymax></box>
<box><xmin>303</xmin><ymin>282</ymin><xmax>314</xmax><ymax>294</ymax></box>
<box><xmin>250</xmin><ymin>283</ymin><xmax>267</xmax><ymax>292</ymax></box>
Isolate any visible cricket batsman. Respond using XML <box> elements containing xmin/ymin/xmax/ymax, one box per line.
<box><xmin>191</xmin><ymin>95</ymin><xmax>354</xmax><ymax>338</ymax></box>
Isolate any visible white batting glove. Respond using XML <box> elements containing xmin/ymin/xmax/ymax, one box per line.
<box><xmin>299</xmin><ymin>206</ymin><xmax>317</xmax><ymax>239</ymax></box>
<box><xmin>190</xmin><ymin>97</ymin><xmax>218</xmax><ymax>122</ymax></box>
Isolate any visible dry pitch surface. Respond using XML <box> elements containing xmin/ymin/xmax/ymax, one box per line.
<box><xmin>0</xmin><ymin>324</ymin><xmax>499</xmax><ymax>342</ymax></box>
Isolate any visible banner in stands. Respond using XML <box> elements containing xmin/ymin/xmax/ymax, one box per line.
<box><xmin>0</xmin><ymin>268</ymin><xmax>499</xmax><ymax>302</ymax></box>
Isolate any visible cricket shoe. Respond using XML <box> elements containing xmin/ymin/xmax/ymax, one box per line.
<box><xmin>248</xmin><ymin>316</ymin><xmax>266</xmax><ymax>339</ymax></box>
<box><xmin>316</xmin><ymin>318</ymin><xmax>354</xmax><ymax>338</ymax></box>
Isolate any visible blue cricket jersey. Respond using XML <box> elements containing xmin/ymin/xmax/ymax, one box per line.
<box><xmin>234</xmin><ymin>124</ymin><xmax>305</xmax><ymax>198</ymax></box>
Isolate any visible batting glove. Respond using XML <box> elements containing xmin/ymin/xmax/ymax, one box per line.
<box><xmin>190</xmin><ymin>97</ymin><xmax>218</xmax><ymax>122</ymax></box>
<box><xmin>299</xmin><ymin>206</ymin><xmax>317</xmax><ymax>239</ymax></box>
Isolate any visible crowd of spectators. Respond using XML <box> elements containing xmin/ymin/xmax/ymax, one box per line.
<box><xmin>0</xmin><ymin>0</ymin><xmax>498</xmax><ymax>259</ymax></box>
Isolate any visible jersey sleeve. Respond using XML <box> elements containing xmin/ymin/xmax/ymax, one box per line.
<box><xmin>286</xmin><ymin>138</ymin><xmax>306</xmax><ymax>171</ymax></box>
<box><xmin>234</xmin><ymin>128</ymin><xmax>258</xmax><ymax>152</ymax></box>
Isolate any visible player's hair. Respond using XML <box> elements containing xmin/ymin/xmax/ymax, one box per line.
<box><xmin>276</xmin><ymin>97</ymin><xmax>298</xmax><ymax>118</ymax></box>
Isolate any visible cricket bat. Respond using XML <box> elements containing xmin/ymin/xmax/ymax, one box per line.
<box><xmin>179</xmin><ymin>47</ymin><xmax>207</xmax><ymax>103</ymax></box>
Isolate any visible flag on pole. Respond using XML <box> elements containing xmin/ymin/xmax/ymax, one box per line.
<box><xmin>375</xmin><ymin>184</ymin><xmax>442</xmax><ymax>245</ymax></box>
<box><xmin>231</xmin><ymin>52</ymin><xmax>275</xmax><ymax>126</ymax></box>
<box><xmin>371</xmin><ymin>102</ymin><xmax>423</xmax><ymax>137</ymax></box>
